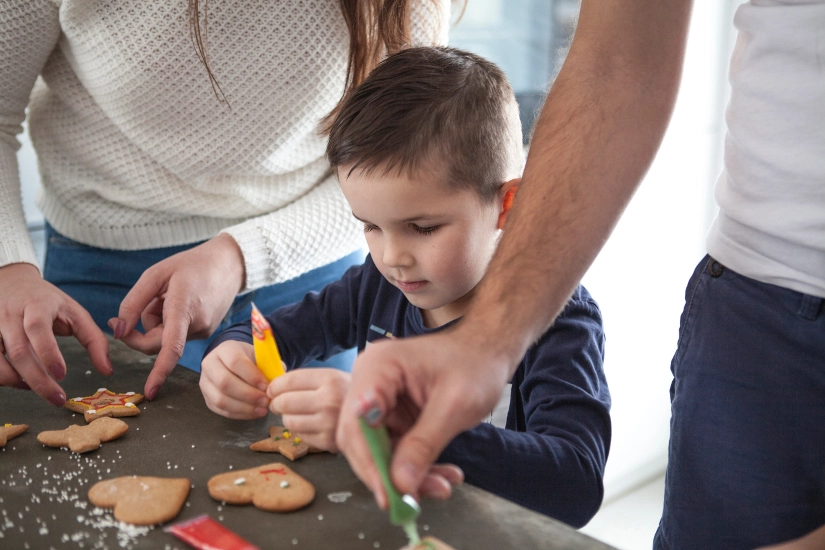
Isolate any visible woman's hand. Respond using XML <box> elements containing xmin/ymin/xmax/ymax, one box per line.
<box><xmin>0</xmin><ymin>263</ymin><xmax>112</xmax><ymax>406</ymax></box>
<box><xmin>267</xmin><ymin>368</ymin><xmax>351</xmax><ymax>452</ymax></box>
<box><xmin>200</xmin><ymin>340</ymin><xmax>270</xmax><ymax>419</ymax></box>
<box><xmin>109</xmin><ymin>233</ymin><xmax>246</xmax><ymax>400</ymax></box>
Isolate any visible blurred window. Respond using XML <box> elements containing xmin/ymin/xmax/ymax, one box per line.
<box><xmin>448</xmin><ymin>0</ymin><xmax>581</xmax><ymax>143</ymax></box>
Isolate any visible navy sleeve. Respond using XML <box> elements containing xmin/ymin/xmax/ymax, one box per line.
<box><xmin>203</xmin><ymin>263</ymin><xmax>367</xmax><ymax>369</ymax></box>
<box><xmin>438</xmin><ymin>287</ymin><xmax>611</xmax><ymax>528</ymax></box>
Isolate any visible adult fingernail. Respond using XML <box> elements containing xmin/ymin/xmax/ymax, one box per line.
<box><xmin>361</xmin><ymin>404</ymin><xmax>382</xmax><ymax>427</ymax></box>
<box><xmin>106</xmin><ymin>358</ymin><xmax>114</xmax><ymax>375</ymax></box>
<box><xmin>376</xmin><ymin>489</ymin><xmax>388</xmax><ymax>511</ymax></box>
<box><xmin>355</xmin><ymin>391</ymin><xmax>381</xmax><ymax>424</ymax></box>
<box><xmin>49</xmin><ymin>391</ymin><xmax>66</xmax><ymax>407</ymax></box>
<box><xmin>258</xmin><ymin>382</ymin><xmax>269</xmax><ymax>393</ymax></box>
<box><xmin>113</xmin><ymin>319</ymin><xmax>126</xmax><ymax>340</ymax></box>
<box><xmin>257</xmin><ymin>397</ymin><xmax>270</xmax><ymax>408</ymax></box>
<box><xmin>147</xmin><ymin>386</ymin><xmax>159</xmax><ymax>401</ymax></box>
<box><xmin>397</xmin><ymin>460</ymin><xmax>419</xmax><ymax>493</ymax></box>
<box><xmin>254</xmin><ymin>407</ymin><xmax>268</xmax><ymax>417</ymax></box>
<box><xmin>49</xmin><ymin>363</ymin><xmax>66</xmax><ymax>381</ymax></box>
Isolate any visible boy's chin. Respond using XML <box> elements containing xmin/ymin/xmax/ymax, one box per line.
<box><xmin>401</xmin><ymin>292</ymin><xmax>445</xmax><ymax>312</ymax></box>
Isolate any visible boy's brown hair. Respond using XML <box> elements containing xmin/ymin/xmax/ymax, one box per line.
<box><xmin>326</xmin><ymin>46</ymin><xmax>523</xmax><ymax>202</ymax></box>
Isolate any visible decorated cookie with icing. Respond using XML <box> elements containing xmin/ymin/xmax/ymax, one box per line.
<box><xmin>0</xmin><ymin>423</ymin><xmax>28</xmax><ymax>447</ymax></box>
<box><xmin>401</xmin><ymin>537</ymin><xmax>457</xmax><ymax>550</ymax></box>
<box><xmin>250</xmin><ymin>425</ymin><xmax>324</xmax><ymax>461</ymax></box>
<box><xmin>88</xmin><ymin>476</ymin><xmax>190</xmax><ymax>525</ymax></box>
<box><xmin>37</xmin><ymin>416</ymin><xmax>129</xmax><ymax>453</ymax></box>
<box><xmin>64</xmin><ymin>388</ymin><xmax>144</xmax><ymax>423</ymax></box>
<box><xmin>208</xmin><ymin>462</ymin><xmax>315</xmax><ymax>512</ymax></box>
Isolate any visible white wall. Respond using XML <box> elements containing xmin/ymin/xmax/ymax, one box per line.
<box><xmin>580</xmin><ymin>0</ymin><xmax>744</xmax><ymax>502</ymax></box>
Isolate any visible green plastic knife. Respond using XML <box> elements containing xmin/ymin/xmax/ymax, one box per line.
<box><xmin>358</xmin><ymin>417</ymin><xmax>421</xmax><ymax>546</ymax></box>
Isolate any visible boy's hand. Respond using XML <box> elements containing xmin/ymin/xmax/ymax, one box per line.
<box><xmin>200</xmin><ymin>341</ymin><xmax>270</xmax><ymax>419</ymax></box>
<box><xmin>267</xmin><ymin>368</ymin><xmax>350</xmax><ymax>452</ymax></box>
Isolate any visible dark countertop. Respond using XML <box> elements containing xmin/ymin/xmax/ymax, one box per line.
<box><xmin>0</xmin><ymin>337</ymin><xmax>615</xmax><ymax>550</ymax></box>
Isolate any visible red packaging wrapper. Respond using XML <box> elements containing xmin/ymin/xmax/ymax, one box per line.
<box><xmin>165</xmin><ymin>514</ymin><xmax>259</xmax><ymax>550</ymax></box>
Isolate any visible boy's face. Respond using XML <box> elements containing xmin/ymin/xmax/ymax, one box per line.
<box><xmin>338</xmin><ymin>162</ymin><xmax>503</xmax><ymax>328</ymax></box>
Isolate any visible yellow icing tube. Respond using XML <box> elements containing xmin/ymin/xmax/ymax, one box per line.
<box><xmin>251</xmin><ymin>302</ymin><xmax>285</xmax><ymax>381</ymax></box>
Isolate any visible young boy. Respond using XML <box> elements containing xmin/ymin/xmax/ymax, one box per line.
<box><xmin>200</xmin><ymin>47</ymin><xmax>610</xmax><ymax>528</ymax></box>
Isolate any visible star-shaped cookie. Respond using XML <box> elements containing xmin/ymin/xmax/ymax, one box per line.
<box><xmin>64</xmin><ymin>388</ymin><xmax>144</xmax><ymax>423</ymax></box>
<box><xmin>249</xmin><ymin>426</ymin><xmax>324</xmax><ymax>461</ymax></box>
<box><xmin>0</xmin><ymin>423</ymin><xmax>28</xmax><ymax>447</ymax></box>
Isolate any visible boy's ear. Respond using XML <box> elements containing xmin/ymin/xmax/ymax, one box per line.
<box><xmin>497</xmin><ymin>178</ymin><xmax>520</xmax><ymax>230</ymax></box>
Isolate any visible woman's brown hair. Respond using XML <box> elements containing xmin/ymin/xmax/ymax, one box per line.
<box><xmin>187</xmin><ymin>0</ymin><xmax>431</xmax><ymax>132</ymax></box>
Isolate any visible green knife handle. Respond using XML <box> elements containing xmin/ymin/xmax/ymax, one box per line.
<box><xmin>358</xmin><ymin>417</ymin><xmax>402</xmax><ymax>506</ymax></box>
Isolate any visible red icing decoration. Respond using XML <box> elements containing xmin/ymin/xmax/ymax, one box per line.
<box><xmin>258</xmin><ymin>466</ymin><xmax>287</xmax><ymax>481</ymax></box>
<box><xmin>70</xmin><ymin>389</ymin><xmax>139</xmax><ymax>412</ymax></box>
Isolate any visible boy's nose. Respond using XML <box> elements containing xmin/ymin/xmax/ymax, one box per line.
<box><xmin>382</xmin><ymin>238</ymin><xmax>413</xmax><ymax>269</ymax></box>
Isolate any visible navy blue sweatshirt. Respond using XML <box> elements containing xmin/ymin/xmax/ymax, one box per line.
<box><xmin>207</xmin><ymin>256</ymin><xmax>611</xmax><ymax>528</ymax></box>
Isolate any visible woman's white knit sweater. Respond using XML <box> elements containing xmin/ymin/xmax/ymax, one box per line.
<box><xmin>0</xmin><ymin>0</ymin><xmax>448</xmax><ymax>290</ymax></box>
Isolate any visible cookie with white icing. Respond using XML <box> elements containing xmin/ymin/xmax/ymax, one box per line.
<box><xmin>208</xmin><ymin>462</ymin><xmax>315</xmax><ymax>512</ymax></box>
<box><xmin>64</xmin><ymin>388</ymin><xmax>144</xmax><ymax>422</ymax></box>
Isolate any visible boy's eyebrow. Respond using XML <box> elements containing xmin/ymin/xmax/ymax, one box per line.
<box><xmin>351</xmin><ymin>212</ymin><xmax>440</xmax><ymax>224</ymax></box>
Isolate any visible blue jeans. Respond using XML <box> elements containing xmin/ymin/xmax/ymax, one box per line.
<box><xmin>43</xmin><ymin>224</ymin><xmax>363</xmax><ymax>372</ymax></box>
<box><xmin>654</xmin><ymin>256</ymin><xmax>825</xmax><ymax>550</ymax></box>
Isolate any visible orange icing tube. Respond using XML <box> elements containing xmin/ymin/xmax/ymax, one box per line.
<box><xmin>251</xmin><ymin>303</ymin><xmax>286</xmax><ymax>381</ymax></box>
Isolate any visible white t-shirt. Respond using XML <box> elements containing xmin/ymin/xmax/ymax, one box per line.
<box><xmin>706</xmin><ymin>0</ymin><xmax>825</xmax><ymax>298</ymax></box>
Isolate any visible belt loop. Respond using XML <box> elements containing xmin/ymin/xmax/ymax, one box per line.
<box><xmin>797</xmin><ymin>294</ymin><xmax>824</xmax><ymax>320</ymax></box>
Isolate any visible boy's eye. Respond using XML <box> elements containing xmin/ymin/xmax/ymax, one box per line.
<box><xmin>363</xmin><ymin>223</ymin><xmax>379</xmax><ymax>233</ymax></box>
<box><xmin>412</xmin><ymin>224</ymin><xmax>440</xmax><ymax>235</ymax></box>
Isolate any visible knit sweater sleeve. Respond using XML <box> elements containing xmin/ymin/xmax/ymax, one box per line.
<box><xmin>221</xmin><ymin>172</ymin><xmax>364</xmax><ymax>291</ymax></box>
<box><xmin>0</xmin><ymin>0</ymin><xmax>60</xmax><ymax>269</ymax></box>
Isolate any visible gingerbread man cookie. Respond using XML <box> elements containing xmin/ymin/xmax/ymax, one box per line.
<box><xmin>0</xmin><ymin>423</ymin><xmax>28</xmax><ymax>447</ymax></box>
<box><xmin>37</xmin><ymin>417</ymin><xmax>129</xmax><ymax>453</ymax></box>
<box><xmin>208</xmin><ymin>462</ymin><xmax>315</xmax><ymax>512</ymax></box>
<box><xmin>401</xmin><ymin>537</ymin><xmax>457</xmax><ymax>550</ymax></box>
<box><xmin>250</xmin><ymin>426</ymin><xmax>324</xmax><ymax>461</ymax></box>
<box><xmin>88</xmin><ymin>476</ymin><xmax>190</xmax><ymax>525</ymax></box>
<box><xmin>64</xmin><ymin>388</ymin><xmax>144</xmax><ymax>422</ymax></box>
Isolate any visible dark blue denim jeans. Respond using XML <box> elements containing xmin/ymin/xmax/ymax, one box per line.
<box><xmin>654</xmin><ymin>256</ymin><xmax>825</xmax><ymax>549</ymax></box>
<box><xmin>42</xmin><ymin>224</ymin><xmax>363</xmax><ymax>372</ymax></box>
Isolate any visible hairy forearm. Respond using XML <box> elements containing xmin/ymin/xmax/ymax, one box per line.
<box><xmin>462</xmin><ymin>0</ymin><xmax>694</xmax><ymax>365</ymax></box>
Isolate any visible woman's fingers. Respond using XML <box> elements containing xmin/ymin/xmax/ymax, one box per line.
<box><xmin>0</xmin><ymin>264</ymin><xmax>111</xmax><ymax>405</ymax></box>
<box><xmin>21</xmin><ymin>309</ymin><xmax>66</xmax><ymax>381</ymax></box>
<box><xmin>0</xmin><ymin>353</ymin><xmax>25</xmax><ymax>388</ymax></box>
<box><xmin>56</xmin><ymin>300</ymin><xmax>112</xmax><ymax>376</ymax></box>
<box><xmin>1</xmin><ymin>323</ymin><xmax>65</xmax><ymax>406</ymax></box>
